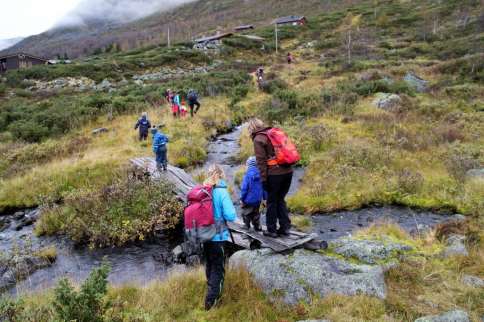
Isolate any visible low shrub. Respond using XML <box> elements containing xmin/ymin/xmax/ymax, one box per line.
<box><xmin>37</xmin><ymin>178</ymin><xmax>183</xmax><ymax>248</ymax></box>
<box><xmin>53</xmin><ymin>263</ymin><xmax>110</xmax><ymax>322</ymax></box>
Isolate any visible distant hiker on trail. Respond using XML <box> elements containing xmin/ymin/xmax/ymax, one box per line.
<box><xmin>287</xmin><ymin>52</ymin><xmax>294</xmax><ymax>64</ymax></box>
<box><xmin>172</xmin><ymin>91</ymin><xmax>181</xmax><ymax>118</ymax></box>
<box><xmin>187</xmin><ymin>89</ymin><xmax>201</xmax><ymax>117</ymax></box>
<box><xmin>240</xmin><ymin>156</ymin><xmax>265</xmax><ymax>231</ymax></box>
<box><xmin>256</xmin><ymin>67</ymin><xmax>265</xmax><ymax>89</ymax></box>
<box><xmin>184</xmin><ymin>164</ymin><xmax>236</xmax><ymax>310</ymax></box>
<box><xmin>167</xmin><ymin>89</ymin><xmax>174</xmax><ymax>105</ymax></box>
<box><xmin>248</xmin><ymin>118</ymin><xmax>300</xmax><ymax>238</ymax></box>
<box><xmin>151</xmin><ymin>126</ymin><xmax>169</xmax><ymax>171</ymax></box>
<box><xmin>134</xmin><ymin>112</ymin><xmax>151</xmax><ymax>141</ymax></box>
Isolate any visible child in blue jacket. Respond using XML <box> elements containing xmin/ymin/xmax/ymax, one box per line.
<box><xmin>151</xmin><ymin>126</ymin><xmax>169</xmax><ymax>171</ymax></box>
<box><xmin>240</xmin><ymin>156</ymin><xmax>265</xmax><ymax>231</ymax></box>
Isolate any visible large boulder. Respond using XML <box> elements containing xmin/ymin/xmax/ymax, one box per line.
<box><xmin>329</xmin><ymin>238</ymin><xmax>412</xmax><ymax>264</ymax></box>
<box><xmin>414</xmin><ymin>310</ymin><xmax>469</xmax><ymax>322</ymax></box>
<box><xmin>404</xmin><ymin>72</ymin><xmax>428</xmax><ymax>93</ymax></box>
<box><xmin>0</xmin><ymin>255</ymin><xmax>54</xmax><ymax>291</ymax></box>
<box><xmin>440</xmin><ymin>234</ymin><xmax>468</xmax><ymax>258</ymax></box>
<box><xmin>461</xmin><ymin>274</ymin><xmax>484</xmax><ymax>288</ymax></box>
<box><xmin>372</xmin><ymin>93</ymin><xmax>402</xmax><ymax>111</ymax></box>
<box><xmin>229</xmin><ymin>248</ymin><xmax>386</xmax><ymax>305</ymax></box>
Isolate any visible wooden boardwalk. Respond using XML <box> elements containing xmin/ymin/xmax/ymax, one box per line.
<box><xmin>130</xmin><ymin>157</ymin><xmax>318</xmax><ymax>252</ymax></box>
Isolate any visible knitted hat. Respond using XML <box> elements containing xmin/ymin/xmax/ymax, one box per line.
<box><xmin>246</xmin><ymin>156</ymin><xmax>257</xmax><ymax>167</ymax></box>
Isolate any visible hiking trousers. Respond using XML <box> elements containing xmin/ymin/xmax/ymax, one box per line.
<box><xmin>189</xmin><ymin>100</ymin><xmax>201</xmax><ymax>117</ymax></box>
<box><xmin>203</xmin><ymin>241</ymin><xmax>225</xmax><ymax>309</ymax></box>
<box><xmin>139</xmin><ymin>131</ymin><xmax>148</xmax><ymax>141</ymax></box>
<box><xmin>155</xmin><ymin>146</ymin><xmax>167</xmax><ymax>170</ymax></box>
<box><xmin>266</xmin><ymin>172</ymin><xmax>293</xmax><ymax>233</ymax></box>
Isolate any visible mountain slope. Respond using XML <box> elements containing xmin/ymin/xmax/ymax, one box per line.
<box><xmin>2</xmin><ymin>0</ymin><xmax>348</xmax><ymax>58</ymax></box>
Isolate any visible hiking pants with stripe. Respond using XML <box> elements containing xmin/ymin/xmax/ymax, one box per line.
<box><xmin>203</xmin><ymin>241</ymin><xmax>225</xmax><ymax>307</ymax></box>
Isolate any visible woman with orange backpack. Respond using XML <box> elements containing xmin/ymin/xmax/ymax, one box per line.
<box><xmin>248</xmin><ymin>118</ymin><xmax>300</xmax><ymax>238</ymax></box>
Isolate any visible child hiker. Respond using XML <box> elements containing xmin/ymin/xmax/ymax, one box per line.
<box><xmin>172</xmin><ymin>91</ymin><xmax>181</xmax><ymax>118</ymax></box>
<box><xmin>151</xmin><ymin>126</ymin><xmax>169</xmax><ymax>171</ymax></box>
<box><xmin>180</xmin><ymin>99</ymin><xmax>188</xmax><ymax>118</ymax></box>
<box><xmin>239</xmin><ymin>156</ymin><xmax>265</xmax><ymax>231</ymax></box>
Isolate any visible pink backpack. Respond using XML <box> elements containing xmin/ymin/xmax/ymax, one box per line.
<box><xmin>184</xmin><ymin>185</ymin><xmax>217</xmax><ymax>244</ymax></box>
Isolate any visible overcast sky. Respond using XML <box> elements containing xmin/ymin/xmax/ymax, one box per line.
<box><xmin>0</xmin><ymin>0</ymin><xmax>81</xmax><ymax>39</ymax></box>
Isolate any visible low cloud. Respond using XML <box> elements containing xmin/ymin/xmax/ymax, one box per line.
<box><xmin>57</xmin><ymin>0</ymin><xmax>197</xmax><ymax>27</ymax></box>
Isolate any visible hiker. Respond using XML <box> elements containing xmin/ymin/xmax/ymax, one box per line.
<box><xmin>239</xmin><ymin>156</ymin><xmax>265</xmax><ymax>231</ymax></box>
<box><xmin>256</xmin><ymin>67</ymin><xmax>265</xmax><ymax>89</ymax></box>
<box><xmin>151</xmin><ymin>126</ymin><xmax>169</xmax><ymax>171</ymax></box>
<box><xmin>187</xmin><ymin>89</ymin><xmax>201</xmax><ymax>117</ymax></box>
<box><xmin>287</xmin><ymin>52</ymin><xmax>294</xmax><ymax>64</ymax></box>
<box><xmin>172</xmin><ymin>91</ymin><xmax>181</xmax><ymax>118</ymax></box>
<box><xmin>134</xmin><ymin>112</ymin><xmax>151</xmax><ymax>141</ymax></box>
<box><xmin>180</xmin><ymin>99</ymin><xmax>188</xmax><ymax>118</ymax></box>
<box><xmin>202</xmin><ymin>165</ymin><xmax>237</xmax><ymax>310</ymax></box>
<box><xmin>248</xmin><ymin>118</ymin><xmax>300</xmax><ymax>238</ymax></box>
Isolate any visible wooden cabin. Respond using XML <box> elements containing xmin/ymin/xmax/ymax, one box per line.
<box><xmin>0</xmin><ymin>53</ymin><xmax>48</xmax><ymax>73</ymax></box>
<box><xmin>273</xmin><ymin>15</ymin><xmax>307</xmax><ymax>26</ymax></box>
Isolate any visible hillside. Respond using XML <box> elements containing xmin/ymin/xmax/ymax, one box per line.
<box><xmin>3</xmin><ymin>0</ymin><xmax>346</xmax><ymax>58</ymax></box>
<box><xmin>0</xmin><ymin>0</ymin><xmax>483</xmax><ymax>321</ymax></box>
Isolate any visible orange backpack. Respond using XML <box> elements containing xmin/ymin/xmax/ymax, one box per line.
<box><xmin>265</xmin><ymin>128</ymin><xmax>300</xmax><ymax>166</ymax></box>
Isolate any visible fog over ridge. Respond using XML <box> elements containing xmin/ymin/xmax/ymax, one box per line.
<box><xmin>57</xmin><ymin>0</ymin><xmax>198</xmax><ymax>27</ymax></box>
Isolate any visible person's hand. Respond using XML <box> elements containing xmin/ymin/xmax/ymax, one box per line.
<box><xmin>240</xmin><ymin>201</ymin><xmax>245</xmax><ymax>207</ymax></box>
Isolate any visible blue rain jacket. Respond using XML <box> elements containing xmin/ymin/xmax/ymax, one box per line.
<box><xmin>212</xmin><ymin>180</ymin><xmax>237</xmax><ymax>242</ymax></box>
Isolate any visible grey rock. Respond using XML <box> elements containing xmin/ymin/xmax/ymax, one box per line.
<box><xmin>414</xmin><ymin>309</ymin><xmax>469</xmax><ymax>322</ymax></box>
<box><xmin>461</xmin><ymin>274</ymin><xmax>484</xmax><ymax>288</ymax></box>
<box><xmin>229</xmin><ymin>249</ymin><xmax>386</xmax><ymax>305</ymax></box>
<box><xmin>450</xmin><ymin>214</ymin><xmax>466</xmax><ymax>222</ymax></box>
<box><xmin>329</xmin><ymin>238</ymin><xmax>412</xmax><ymax>264</ymax></box>
<box><xmin>441</xmin><ymin>234</ymin><xmax>468</xmax><ymax>257</ymax></box>
<box><xmin>373</xmin><ymin>93</ymin><xmax>402</xmax><ymax>111</ymax></box>
<box><xmin>0</xmin><ymin>254</ymin><xmax>55</xmax><ymax>291</ymax></box>
<box><xmin>13</xmin><ymin>211</ymin><xmax>25</xmax><ymax>220</ymax></box>
<box><xmin>92</xmin><ymin>128</ymin><xmax>109</xmax><ymax>136</ymax></box>
<box><xmin>466</xmin><ymin>168</ymin><xmax>484</xmax><ymax>180</ymax></box>
<box><xmin>95</xmin><ymin>79</ymin><xmax>113</xmax><ymax>91</ymax></box>
<box><xmin>404</xmin><ymin>72</ymin><xmax>428</xmax><ymax>93</ymax></box>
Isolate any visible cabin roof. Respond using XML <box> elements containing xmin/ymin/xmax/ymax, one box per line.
<box><xmin>273</xmin><ymin>15</ymin><xmax>306</xmax><ymax>24</ymax></box>
<box><xmin>234</xmin><ymin>25</ymin><xmax>255</xmax><ymax>30</ymax></box>
<box><xmin>0</xmin><ymin>52</ymin><xmax>48</xmax><ymax>62</ymax></box>
<box><xmin>194</xmin><ymin>32</ymin><xmax>234</xmax><ymax>43</ymax></box>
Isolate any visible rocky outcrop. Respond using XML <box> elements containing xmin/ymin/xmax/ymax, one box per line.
<box><xmin>329</xmin><ymin>238</ymin><xmax>412</xmax><ymax>264</ymax></box>
<box><xmin>132</xmin><ymin>63</ymin><xmax>219</xmax><ymax>82</ymax></box>
<box><xmin>372</xmin><ymin>93</ymin><xmax>402</xmax><ymax>111</ymax></box>
<box><xmin>440</xmin><ymin>234</ymin><xmax>468</xmax><ymax>257</ymax></box>
<box><xmin>28</xmin><ymin>77</ymin><xmax>96</xmax><ymax>92</ymax></box>
<box><xmin>414</xmin><ymin>310</ymin><xmax>470</xmax><ymax>322</ymax></box>
<box><xmin>229</xmin><ymin>248</ymin><xmax>386</xmax><ymax>305</ymax></box>
<box><xmin>92</xmin><ymin>128</ymin><xmax>109</xmax><ymax>135</ymax></box>
<box><xmin>465</xmin><ymin>168</ymin><xmax>484</xmax><ymax>180</ymax></box>
<box><xmin>404</xmin><ymin>72</ymin><xmax>428</xmax><ymax>93</ymax></box>
<box><xmin>461</xmin><ymin>274</ymin><xmax>484</xmax><ymax>288</ymax></box>
<box><xmin>0</xmin><ymin>254</ymin><xmax>55</xmax><ymax>291</ymax></box>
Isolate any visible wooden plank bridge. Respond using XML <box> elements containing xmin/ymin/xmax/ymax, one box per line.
<box><xmin>130</xmin><ymin>157</ymin><xmax>320</xmax><ymax>252</ymax></box>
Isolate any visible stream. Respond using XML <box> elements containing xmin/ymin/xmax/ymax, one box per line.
<box><xmin>1</xmin><ymin>124</ymin><xmax>462</xmax><ymax>296</ymax></box>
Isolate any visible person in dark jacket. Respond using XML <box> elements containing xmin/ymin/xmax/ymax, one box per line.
<box><xmin>239</xmin><ymin>156</ymin><xmax>265</xmax><ymax>231</ymax></box>
<box><xmin>203</xmin><ymin>164</ymin><xmax>237</xmax><ymax>310</ymax></box>
<box><xmin>134</xmin><ymin>112</ymin><xmax>151</xmax><ymax>141</ymax></box>
<box><xmin>187</xmin><ymin>89</ymin><xmax>201</xmax><ymax>117</ymax></box>
<box><xmin>248</xmin><ymin>118</ymin><xmax>293</xmax><ymax>238</ymax></box>
<box><xmin>151</xmin><ymin>126</ymin><xmax>169</xmax><ymax>171</ymax></box>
